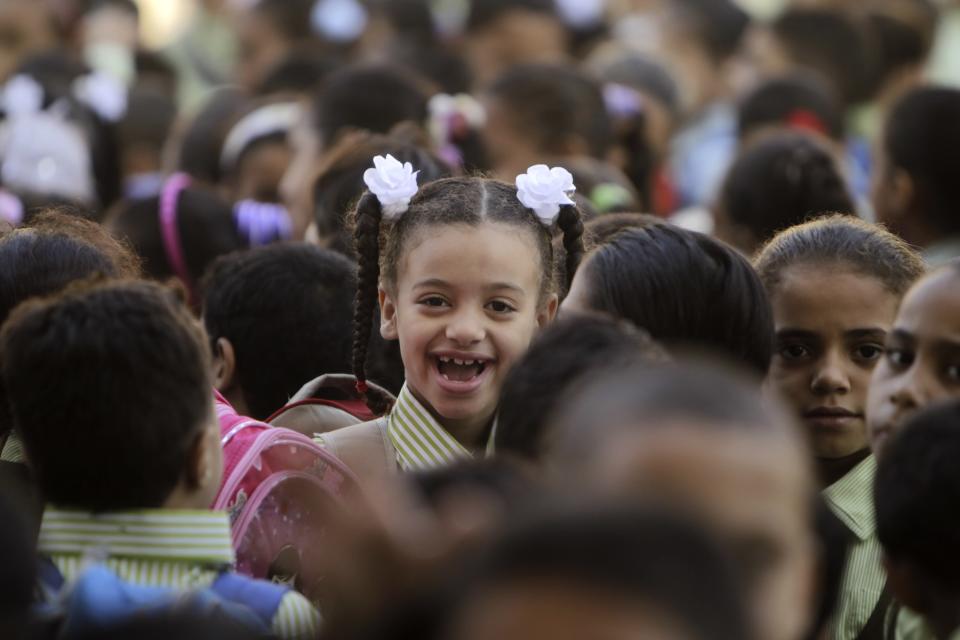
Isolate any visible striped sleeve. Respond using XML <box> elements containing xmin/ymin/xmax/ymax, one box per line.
<box><xmin>271</xmin><ymin>591</ymin><xmax>320</xmax><ymax>640</ymax></box>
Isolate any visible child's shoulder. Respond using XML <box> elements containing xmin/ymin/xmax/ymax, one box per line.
<box><xmin>315</xmin><ymin>418</ymin><xmax>396</xmax><ymax>488</ymax></box>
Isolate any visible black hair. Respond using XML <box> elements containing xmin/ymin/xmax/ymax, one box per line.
<box><xmin>312</xmin><ymin>130</ymin><xmax>452</xmax><ymax>259</ymax></box>
<box><xmin>737</xmin><ymin>73</ymin><xmax>844</xmax><ymax>141</ymax></box>
<box><xmin>109</xmin><ymin>186</ymin><xmax>247</xmax><ymax>289</ymax></box>
<box><xmin>496</xmin><ymin>314</ymin><xmax>666</xmax><ymax>461</ymax></box>
<box><xmin>718</xmin><ymin>132</ymin><xmax>855</xmax><ymax>251</ymax></box>
<box><xmin>673</xmin><ymin>0</ymin><xmax>750</xmax><ymax>61</ymax></box>
<box><xmin>596</xmin><ymin>52</ymin><xmax>680</xmax><ymax>116</ymax></box>
<box><xmin>0</xmin><ymin>280</ymin><xmax>212</xmax><ymax>511</ymax></box>
<box><xmin>465</xmin><ymin>0</ymin><xmax>557</xmax><ymax>33</ymax></box>
<box><xmin>875</xmin><ymin>400</ymin><xmax>960</xmax><ymax>593</ymax></box>
<box><xmin>865</xmin><ymin>1</ymin><xmax>938</xmax><ymax>89</ymax></box>
<box><xmin>442</xmin><ymin>502</ymin><xmax>753</xmax><ymax>640</ymax></box>
<box><xmin>351</xmin><ymin>177</ymin><xmax>585</xmax><ymax>412</ymax></box>
<box><xmin>754</xmin><ymin>214</ymin><xmax>925</xmax><ymax>298</ymax></box>
<box><xmin>134</xmin><ymin>50</ymin><xmax>178</xmax><ymax>96</ymax></box>
<box><xmin>884</xmin><ymin>86</ymin><xmax>960</xmax><ymax>237</ymax></box>
<box><xmin>255</xmin><ymin>48</ymin><xmax>337</xmax><ymax>96</ymax></box>
<box><xmin>771</xmin><ymin>8</ymin><xmax>877</xmax><ymax>107</ymax></box>
<box><xmin>176</xmin><ymin>87</ymin><xmax>252</xmax><ymax>186</ymax></box>
<box><xmin>579</xmin><ymin>225</ymin><xmax>774</xmax><ymax>373</ymax></box>
<box><xmin>410</xmin><ymin>458</ymin><xmax>536</xmax><ymax>515</ymax></box>
<box><xmin>487</xmin><ymin>63</ymin><xmax>612</xmax><ymax>159</ymax></box>
<box><xmin>313</xmin><ymin>64</ymin><xmax>431</xmax><ymax>148</ymax></box>
<box><xmin>584</xmin><ymin>212</ymin><xmax>662</xmax><ymax>248</ymax></box>
<box><xmin>201</xmin><ymin>243</ymin><xmax>357</xmax><ymax>420</ymax></box>
<box><xmin>118</xmin><ymin>86</ymin><xmax>177</xmax><ymax>166</ymax></box>
<box><xmin>249</xmin><ymin>0</ymin><xmax>316</xmax><ymax>42</ymax></box>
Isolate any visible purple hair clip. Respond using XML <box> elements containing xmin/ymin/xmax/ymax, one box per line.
<box><xmin>233</xmin><ymin>200</ymin><xmax>293</xmax><ymax>247</ymax></box>
<box><xmin>603</xmin><ymin>83</ymin><xmax>645</xmax><ymax>119</ymax></box>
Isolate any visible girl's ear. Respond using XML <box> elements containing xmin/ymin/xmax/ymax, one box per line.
<box><xmin>212</xmin><ymin>337</ymin><xmax>237</xmax><ymax>392</ymax></box>
<box><xmin>537</xmin><ymin>293</ymin><xmax>559</xmax><ymax>328</ymax></box>
<box><xmin>379</xmin><ymin>286</ymin><xmax>399</xmax><ymax>340</ymax></box>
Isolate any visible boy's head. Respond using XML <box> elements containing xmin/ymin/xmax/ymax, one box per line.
<box><xmin>1</xmin><ymin>280</ymin><xmax>221</xmax><ymax>511</ymax></box>
<box><xmin>496</xmin><ymin>314</ymin><xmax>667</xmax><ymax>463</ymax></box>
<box><xmin>202</xmin><ymin>243</ymin><xmax>357</xmax><ymax>420</ymax></box>
<box><xmin>551</xmin><ymin>361</ymin><xmax>816</xmax><ymax>640</ymax></box>
<box><xmin>442</xmin><ymin>502</ymin><xmax>752</xmax><ymax>640</ymax></box>
<box><xmin>875</xmin><ymin>400</ymin><xmax>960</xmax><ymax>625</ymax></box>
<box><xmin>737</xmin><ymin>73</ymin><xmax>844</xmax><ymax>144</ymax></box>
<box><xmin>873</xmin><ymin>86</ymin><xmax>960</xmax><ymax>248</ymax></box>
<box><xmin>483</xmin><ymin>63</ymin><xmax>611</xmax><ymax>180</ymax></box>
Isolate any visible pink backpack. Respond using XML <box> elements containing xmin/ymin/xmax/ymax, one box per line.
<box><xmin>212</xmin><ymin>391</ymin><xmax>357</xmax><ymax>603</ymax></box>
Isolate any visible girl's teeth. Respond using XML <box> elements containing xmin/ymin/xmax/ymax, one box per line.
<box><xmin>455</xmin><ymin>359</ymin><xmax>464</xmax><ymax>365</ymax></box>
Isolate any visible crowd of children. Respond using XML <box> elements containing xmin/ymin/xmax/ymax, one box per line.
<box><xmin>1</xmin><ymin>0</ymin><xmax>960</xmax><ymax>639</ymax></box>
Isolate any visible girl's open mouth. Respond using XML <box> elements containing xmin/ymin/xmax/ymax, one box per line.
<box><xmin>432</xmin><ymin>354</ymin><xmax>493</xmax><ymax>393</ymax></box>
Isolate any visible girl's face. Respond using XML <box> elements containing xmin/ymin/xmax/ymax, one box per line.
<box><xmin>867</xmin><ymin>269</ymin><xmax>960</xmax><ymax>456</ymax></box>
<box><xmin>380</xmin><ymin>223</ymin><xmax>557</xmax><ymax>442</ymax></box>
<box><xmin>768</xmin><ymin>263</ymin><xmax>898</xmax><ymax>459</ymax></box>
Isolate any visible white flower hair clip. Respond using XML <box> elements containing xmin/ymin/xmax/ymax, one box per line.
<box><xmin>73</xmin><ymin>71</ymin><xmax>128</xmax><ymax>123</ymax></box>
<box><xmin>516</xmin><ymin>164</ymin><xmax>576</xmax><ymax>226</ymax></box>
<box><xmin>363</xmin><ymin>154</ymin><xmax>420</xmax><ymax>219</ymax></box>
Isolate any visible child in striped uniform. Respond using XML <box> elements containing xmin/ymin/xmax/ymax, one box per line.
<box><xmin>318</xmin><ymin>156</ymin><xmax>585</xmax><ymax>488</ymax></box>
<box><xmin>755</xmin><ymin>216</ymin><xmax>926</xmax><ymax>640</ymax></box>
<box><xmin>0</xmin><ymin>280</ymin><xmax>319</xmax><ymax>640</ymax></box>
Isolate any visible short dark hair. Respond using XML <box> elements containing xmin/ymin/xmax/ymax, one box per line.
<box><xmin>771</xmin><ymin>8</ymin><xmax>876</xmax><ymax>107</ymax></box>
<box><xmin>202</xmin><ymin>243</ymin><xmax>357</xmax><ymax>420</ymax></box>
<box><xmin>465</xmin><ymin>0</ymin><xmax>557</xmax><ymax>33</ymax></box>
<box><xmin>884</xmin><ymin>86</ymin><xmax>960</xmax><ymax>237</ymax></box>
<box><xmin>256</xmin><ymin>49</ymin><xmax>337</xmax><ymax>96</ymax></box>
<box><xmin>580</xmin><ymin>225</ymin><xmax>774</xmax><ymax>373</ymax></box>
<box><xmin>119</xmin><ymin>86</ymin><xmax>178</xmax><ymax>155</ymax></box>
<box><xmin>250</xmin><ymin>0</ymin><xmax>316</xmax><ymax>42</ymax></box>
<box><xmin>719</xmin><ymin>132</ymin><xmax>855</xmax><ymax>248</ymax></box>
<box><xmin>313</xmin><ymin>64</ymin><xmax>431</xmax><ymax>148</ymax></box>
<box><xmin>444</xmin><ymin>502</ymin><xmax>753</xmax><ymax>640</ymax></box>
<box><xmin>496</xmin><ymin>314</ymin><xmax>666</xmax><ymax>461</ymax></box>
<box><xmin>737</xmin><ymin>74</ymin><xmax>844</xmax><ymax>141</ymax></box>
<box><xmin>754</xmin><ymin>214</ymin><xmax>925</xmax><ymax>298</ymax></box>
<box><xmin>865</xmin><ymin>1</ymin><xmax>938</xmax><ymax>87</ymax></box>
<box><xmin>176</xmin><ymin>88</ymin><xmax>251</xmax><ymax>185</ymax></box>
<box><xmin>875</xmin><ymin>400</ymin><xmax>960</xmax><ymax>592</ymax></box>
<box><xmin>673</xmin><ymin>0</ymin><xmax>750</xmax><ymax>61</ymax></box>
<box><xmin>1</xmin><ymin>280</ymin><xmax>212</xmax><ymax>511</ymax></box>
<box><xmin>487</xmin><ymin>64</ymin><xmax>612</xmax><ymax>159</ymax></box>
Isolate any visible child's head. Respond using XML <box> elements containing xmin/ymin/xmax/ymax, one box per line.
<box><xmin>0</xmin><ymin>280</ymin><xmax>221</xmax><ymax>511</ymax></box>
<box><xmin>107</xmin><ymin>180</ymin><xmax>247</xmax><ymax>304</ymax></box>
<box><xmin>309</xmin><ymin>129</ymin><xmax>451</xmax><ymax>258</ymax></box>
<box><xmin>496</xmin><ymin>314</ymin><xmax>666</xmax><ymax>463</ymax></box>
<box><xmin>441</xmin><ymin>503</ymin><xmax>752</xmax><ymax>640</ymax></box>
<box><xmin>736</xmin><ymin>73</ymin><xmax>844</xmax><ymax>144</ymax></box>
<box><xmin>483</xmin><ymin>63</ymin><xmax>611</xmax><ymax>181</ymax></box>
<box><xmin>117</xmin><ymin>86</ymin><xmax>177</xmax><ymax>197</ymax></box>
<box><xmin>874</xmin><ymin>400</ymin><xmax>960</xmax><ymax>630</ymax></box>
<box><xmin>873</xmin><ymin>87</ymin><xmax>960</xmax><ymax>249</ymax></box>
<box><xmin>755</xmin><ymin>216</ymin><xmax>925</xmax><ymax>463</ymax></box>
<box><xmin>174</xmin><ymin>87</ymin><xmax>252</xmax><ymax>187</ymax></box>
<box><xmin>219</xmin><ymin>100</ymin><xmax>300</xmax><ymax>204</ymax></box>
<box><xmin>234</xmin><ymin>0</ymin><xmax>316</xmax><ymax>90</ymax></box>
<box><xmin>864</xmin><ymin>0</ymin><xmax>938</xmax><ymax>95</ymax></box>
<box><xmin>551</xmin><ymin>360</ymin><xmax>815</xmax><ymax>640</ymax></box>
<box><xmin>563</xmin><ymin>224</ymin><xmax>774</xmax><ymax>374</ymax></box>
<box><xmin>202</xmin><ymin>243</ymin><xmax>357</xmax><ymax>420</ymax></box>
<box><xmin>463</xmin><ymin>0</ymin><xmax>568</xmax><ymax>89</ymax></box>
<box><xmin>352</xmin><ymin>164</ymin><xmax>585</xmax><ymax>438</ymax></box>
<box><xmin>867</xmin><ymin>261</ymin><xmax>960</xmax><ymax>456</ymax></box>
<box><xmin>714</xmin><ymin>131</ymin><xmax>855</xmax><ymax>255</ymax></box>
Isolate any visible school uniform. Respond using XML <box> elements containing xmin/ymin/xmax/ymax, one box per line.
<box><xmin>317</xmin><ymin>383</ymin><xmax>491</xmax><ymax>487</ymax></box>
<box><xmin>824</xmin><ymin>455</ymin><xmax>888</xmax><ymax>640</ymax></box>
<box><xmin>37</xmin><ymin>508</ymin><xmax>319</xmax><ymax>640</ymax></box>
<box><xmin>1</xmin><ymin>429</ymin><xmax>24</xmax><ymax>462</ymax></box>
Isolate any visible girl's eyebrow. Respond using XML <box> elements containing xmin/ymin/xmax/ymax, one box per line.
<box><xmin>412</xmin><ymin>278</ymin><xmax>525</xmax><ymax>294</ymax></box>
<box><xmin>844</xmin><ymin>328</ymin><xmax>888</xmax><ymax>340</ymax></box>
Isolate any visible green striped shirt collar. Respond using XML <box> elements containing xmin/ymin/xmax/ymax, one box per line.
<box><xmin>823</xmin><ymin>455</ymin><xmax>877</xmax><ymax>541</ymax></box>
<box><xmin>38</xmin><ymin>508</ymin><xmax>235</xmax><ymax>566</ymax></box>
<box><xmin>388</xmin><ymin>384</ymin><xmax>493</xmax><ymax>471</ymax></box>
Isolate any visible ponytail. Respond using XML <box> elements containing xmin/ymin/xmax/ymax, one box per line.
<box><xmin>556</xmin><ymin>203</ymin><xmax>586</xmax><ymax>291</ymax></box>
<box><xmin>351</xmin><ymin>192</ymin><xmax>389</xmax><ymax>414</ymax></box>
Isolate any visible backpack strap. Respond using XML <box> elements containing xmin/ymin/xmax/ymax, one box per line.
<box><xmin>855</xmin><ymin>581</ymin><xmax>893</xmax><ymax>640</ymax></box>
<box><xmin>210</xmin><ymin>571</ymin><xmax>291</xmax><ymax>628</ymax></box>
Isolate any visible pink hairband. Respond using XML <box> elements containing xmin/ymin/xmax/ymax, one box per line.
<box><xmin>159</xmin><ymin>173</ymin><xmax>195</xmax><ymax>299</ymax></box>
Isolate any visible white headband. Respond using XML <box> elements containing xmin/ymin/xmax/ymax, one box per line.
<box><xmin>220</xmin><ymin>102</ymin><xmax>301</xmax><ymax>173</ymax></box>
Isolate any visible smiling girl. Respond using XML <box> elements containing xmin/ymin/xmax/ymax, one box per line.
<box><xmin>754</xmin><ymin>215</ymin><xmax>925</xmax><ymax>640</ymax></box>
<box><xmin>318</xmin><ymin>156</ymin><xmax>584</xmax><ymax>487</ymax></box>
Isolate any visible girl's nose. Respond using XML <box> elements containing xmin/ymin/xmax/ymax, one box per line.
<box><xmin>445</xmin><ymin>309</ymin><xmax>485</xmax><ymax>345</ymax></box>
<box><xmin>810</xmin><ymin>351</ymin><xmax>851</xmax><ymax>396</ymax></box>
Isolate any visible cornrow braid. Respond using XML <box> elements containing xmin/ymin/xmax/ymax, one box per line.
<box><xmin>351</xmin><ymin>192</ymin><xmax>389</xmax><ymax>414</ymax></box>
<box><xmin>556</xmin><ymin>203</ymin><xmax>586</xmax><ymax>290</ymax></box>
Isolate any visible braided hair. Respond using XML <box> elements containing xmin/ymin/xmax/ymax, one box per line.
<box><xmin>350</xmin><ymin>175</ymin><xmax>585</xmax><ymax>414</ymax></box>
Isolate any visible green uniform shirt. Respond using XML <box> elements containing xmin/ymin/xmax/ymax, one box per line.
<box><xmin>38</xmin><ymin>508</ymin><xmax>319</xmax><ymax>640</ymax></box>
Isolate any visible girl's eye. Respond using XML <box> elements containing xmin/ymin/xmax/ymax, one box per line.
<box><xmin>886</xmin><ymin>348</ymin><xmax>913</xmax><ymax>369</ymax></box>
<box><xmin>946</xmin><ymin>363</ymin><xmax>960</xmax><ymax>383</ymax></box>
<box><xmin>420</xmin><ymin>296</ymin><xmax>449</xmax><ymax>308</ymax></box>
<box><xmin>853</xmin><ymin>344</ymin><xmax>884</xmax><ymax>362</ymax></box>
<box><xmin>779</xmin><ymin>344</ymin><xmax>811</xmax><ymax>361</ymax></box>
<box><xmin>486</xmin><ymin>300</ymin><xmax>516</xmax><ymax>314</ymax></box>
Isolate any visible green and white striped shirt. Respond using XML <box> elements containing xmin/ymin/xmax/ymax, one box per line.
<box><xmin>388</xmin><ymin>384</ymin><xmax>492</xmax><ymax>471</ymax></box>
<box><xmin>823</xmin><ymin>455</ymin><xmax>886</xmax><ymax>640</ymax></box>
<box><xmin>38</xmin><ymin>508</ymin><xmax>319</xmax><ymax>640</ymax></box>
<box><xmin>1</xmin><ymin>429</ymin><xmax>25</xmax><ymax>463</ymax></box>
